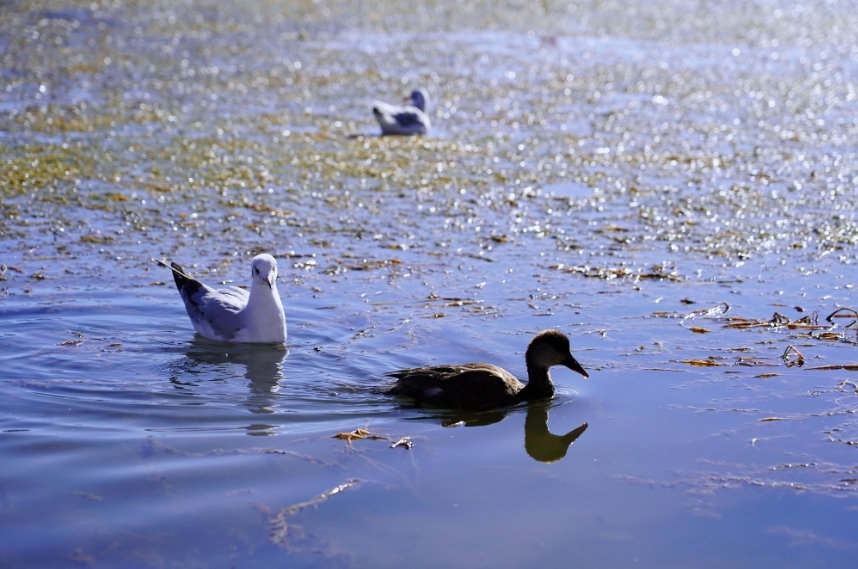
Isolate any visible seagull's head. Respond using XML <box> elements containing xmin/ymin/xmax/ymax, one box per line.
<box><xmin>251</xmin><ymin>254</ymin><xmax>278</xmax><ymax>289</ymax></box>
<box><xmin>408</xmin><ymin>89</ymin><xmax>429</xmax><ymax>112</ymax></box>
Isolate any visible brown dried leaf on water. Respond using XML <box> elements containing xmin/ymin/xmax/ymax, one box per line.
<box><xmin>344</xmin><ymin>258</ymin><xmax>402</xmax><ymax>271</ymax></box>
<box><xmin>754</xmin><ymin>373</ymin><xmax>781</xmax><ymax>378</ymax></box>
<box><xmin>651</xmin><ymin>310</ymin><xmax>682</xmax><ymax>318</ymax></box>
<box><xmin>724</xmin><ymin>311</ymin><xmax>794</xmax><ymax>329</ymax></box>
<box><xmin>679</xmin><ymin>358</ymin><xmax>725</xmax><ymax>367</ymax></box>
<box><xmin>723</xmin><ymin>317</ymin><xmax>764</xmax><ymax>329</ymax></box>
<box><xmin>58</xmin><ymin>339</ymin><xmax>83</xmax><ymax>347</ymax></box>
<box><xmin>270</xmin><ymin>479</ymin><xmax>360</xmax><ymax>547</ymax></box>
<box><xmin>814</xmin><ymin>332</ymin><xmax>843</xmax><ymax>341</ymax></box>
<box><xmin>333</xmin><ymin>428</ymin><xmax>387</xmax><ymax>443</ymax></box>
<box><xmin>390</xmin><ymin>437</ymin><xmax>413</xmax><ymax>449</ymax></box>
<box><xmin>679</xmin><ymin>298</ymin><xmax>696</xmax><ymax>305</ymax></box>
<box><xmin>760</xmin><ymin>417</ymin><xmax>789</xmax><ymax>422</ymax></box>
<box><xmin>805</xmin><ymin>364</ymin><xmax>858</xmax><ymax>371</ymax></box>
<box><xmin>333</xmin><ymin>428</ymin><xmax>367</xmax><ymax>441</ymax></box>
<box><xmin>689</xmin><ymin>327</ymin><xmax>711</xmax><ymax>334</ymax></box>
<box><xmin>466</xmin><ymin>252</ymin><xmax>494</xmax><ymax>262</ymax></box>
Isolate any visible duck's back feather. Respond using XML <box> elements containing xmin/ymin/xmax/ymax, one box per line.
<box><xmin>386</xmin><ymin>363</ymin><xmax>525</xmax><ymax>409</ymax></box>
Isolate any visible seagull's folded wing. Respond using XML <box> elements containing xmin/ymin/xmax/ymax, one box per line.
<box><xmin>392</xmin><ymin>110</ymin><xmax>424</xmax><ymax>127</ymax></box>
<box><xmin>181</xmin><ymin>285</ymin><xmax>247</xmax><ymax>341</ymax></box>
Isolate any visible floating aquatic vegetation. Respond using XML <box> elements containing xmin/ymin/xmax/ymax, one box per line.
<box><xmin>616</xmin><ymin>455</ymin><xmax>858</xmax><ymax>517</ymax></box>
<box><xmin>269</xmin><ymin>479</ymin><xmax>360</xmax><ymax>548</ymax></box>
<box><xmin>549</xmin><ymin>263</ymin><xmax>682</xmax><ymax>281</ymax></box>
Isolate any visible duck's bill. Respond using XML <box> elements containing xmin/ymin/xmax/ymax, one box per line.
<box><xmin>563</xmin><ymin>355</ymin><xmax>589</xmax><ymax>378</ymax></box>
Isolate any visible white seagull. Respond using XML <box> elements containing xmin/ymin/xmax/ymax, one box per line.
<box><xmin>372</xmin><ymin>89</ymin><xmax>431</xmax><ymax>135</ymax></box>
<box><xmin>160</xmin><ymin>253</ymin><xmax>287</xmax><ymax>344</ymax></box>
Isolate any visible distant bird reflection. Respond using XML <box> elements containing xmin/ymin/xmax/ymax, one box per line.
<box><xmin>179</xmin><ymin>338</ymin><xmax>288</xmax><ymax>435</ymax></box>
<box><xmin>437</xmin><ymin>402</ymin><xmax>588</xmax><ymax>463</ymax></box>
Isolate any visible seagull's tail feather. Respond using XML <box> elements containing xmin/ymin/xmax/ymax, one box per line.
<box><xmin>158</xmin><ymin>259</ymin><xmax>203</xmax><ymax>297</ymax></box>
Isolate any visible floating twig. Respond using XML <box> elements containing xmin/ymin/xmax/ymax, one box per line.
<box><xmin>390</xmin><ymin>437</ymin><xmax>413</xmax><ymax>449</ymax></box>
<box><xmin>826</xmin><ymin>307</ymin><xmax>858</xmax><ymax>322</ymax></box>
<box><xmin>781</xmin><ymin>345</ymin><xmax>805</xmax><ymax>367</ymax></box>
<box><xmin>687</xmin><ymin>302</ymin><xmax>730</xmax><ymax>318</ymax></box>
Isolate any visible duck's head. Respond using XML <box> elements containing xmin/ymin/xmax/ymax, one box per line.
<box><xmin>251</xmin><ymin>254</ymin><xmax>278</xmax><ymax>289</ymax></box>
<box><xmin>525</xmin><ymin>329</ymin><xmax>589</xmax><ymax>377</ymax></box>
<box><xmin>409</xmin><ymin>89</ymin><xmax>429</xmax><ymax>112</ymax></box>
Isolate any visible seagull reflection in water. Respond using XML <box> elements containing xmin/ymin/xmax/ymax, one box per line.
<box><xmin>435</xmin><ymin>401</ymin><xmax>588</xmax><ymax>463</ymax></box>
<box><xmin>174</xmin><ymin>339</ymin><xmax>288</xmax><ymax>435</ymax></box>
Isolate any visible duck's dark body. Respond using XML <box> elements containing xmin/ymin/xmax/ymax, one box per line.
<box><xmin>385</xmin><ymin>330</ymin><xmax>588</xmax><ymax>410</ymax></box>
<box><xmin>386</xmin><ymin>363</ymin><xmax>528</xmax><ymax>410</ymax></box>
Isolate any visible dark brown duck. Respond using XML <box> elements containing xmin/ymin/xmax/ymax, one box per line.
<box><xmin>385</xmin><ymin>330</ymin><xmax>589</xmax><ymax>410</ymax></box>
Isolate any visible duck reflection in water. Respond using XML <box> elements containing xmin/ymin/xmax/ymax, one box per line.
<box><xmin>176</xmin><ymin>339</ymin><xmax>288</xmax><ymax>435</ymax></box>
<box><xmin>437</xmin><ymin>402</ymin><xmax>588</xmax><ymax>463</ymax></box>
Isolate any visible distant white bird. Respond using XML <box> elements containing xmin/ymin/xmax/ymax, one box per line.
<box><xmin>160</xmin><ymin>253</ymin><xmax>287</xmax><ymax>344</ymax></box>
<box><xmin>373</xmin><ymin>89</ymin><xmax>431</xmax><ymax>135</ymax></box>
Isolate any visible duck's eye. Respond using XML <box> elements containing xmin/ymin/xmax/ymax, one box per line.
<box><xmin>254</xmin><ymin>268</ymin><xmax>259</xmax><ymax>274</ymax></box>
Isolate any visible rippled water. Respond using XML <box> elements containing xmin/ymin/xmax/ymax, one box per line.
<box><xmin>2</xmin><ymin>0</ymin><xmax>858</xmax><ymax>567</ymax></box>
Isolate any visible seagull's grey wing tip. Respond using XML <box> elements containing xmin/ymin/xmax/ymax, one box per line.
<box><xmin>161</xmin><ymin>259</ymin><xmax>203</xmax><ymax>297</ymax></box>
